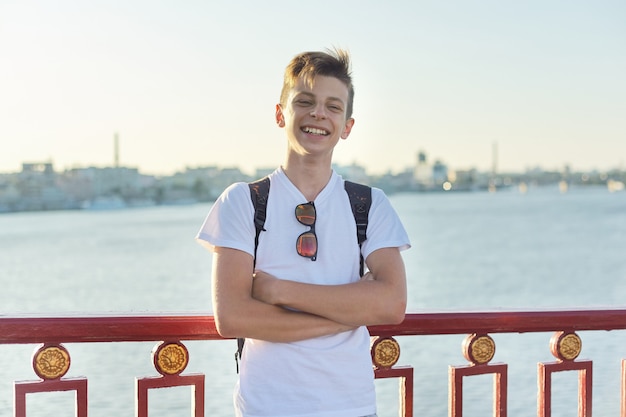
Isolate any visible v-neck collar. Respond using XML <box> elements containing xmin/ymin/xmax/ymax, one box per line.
<box><xmin>275</xmin><ymin>166</ymin><xmax>339</xmax><ymax>204</ymax></box>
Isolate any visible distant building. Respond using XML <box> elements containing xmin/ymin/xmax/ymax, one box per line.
<box><xmin>12</xmin><ymin>162</ymin><xmax>71</xmax><ymax>211</ymax></box>
<box><xmin>64</xmin><ymin>166</ymin><xmax>144</xmax><ymax>198</ymax></box>
<box><xmin>432</xmin><ymin>160</ymin><xmax>448</xmax><ymax>185</ymax></box>
<box><xmin>413</xmin><ymin>151</ymin><xmax>449</xmax><ymax>190</ymax></box>
<box><xmin>413</xmin><ymin>151</ymin><xmax>431</xmax><ymax>187</ymax></box>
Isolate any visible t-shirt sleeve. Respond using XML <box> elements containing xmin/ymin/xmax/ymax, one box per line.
<box><xmin>361</xmin><ymin>188</ymin><xmax>411</xmax><ymax>260</ymax></box>
<box><xmin>195</xmin><ymin>182</ymin><xmax>256</xmax><ymax>256</ymax></box>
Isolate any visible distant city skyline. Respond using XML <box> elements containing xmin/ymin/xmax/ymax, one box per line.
<box><xmin>3</xmin><ymin>144</ymin><xmax>624</xmax><ymax>178</ymax></box>
<box><xmin>1</xmin><ymin>1</ymin><xmax>624</xmax><ymax>176</ymax></box>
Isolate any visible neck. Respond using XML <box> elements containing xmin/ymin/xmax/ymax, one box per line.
<box><xmin>282</xmin><ymin>158</ymin><xmax>333</xmax><ymax>202</ymax></box>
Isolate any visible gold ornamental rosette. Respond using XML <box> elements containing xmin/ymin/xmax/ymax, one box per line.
<box><xmin>550</xmin><ymin>331</ymin><xmax>582</xmax><ymax>361</ymax></box>
<box><xmin>370</xmin><ymin>336</ymin><xmax>401</xmax><ymax>369</ymax></box>
<box><xmin>33</xmin><ymin>344</ymin><xmax>71</xmax><ymax>380</ymax></box>
<box><xmin>152</xmin><ymin>341</ymin><xmax>189</xmax><ymax>376</ymax></box>
<box><xmin>462</xmin><ymin>334</ymin><xmax>496</xmax><ymax>365</ymax></box>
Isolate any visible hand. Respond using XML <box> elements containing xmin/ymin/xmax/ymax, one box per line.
<box><xmin>251</xmin><ymin>270</ymin><xmax>280</xmax><ymax>305</ymax></box>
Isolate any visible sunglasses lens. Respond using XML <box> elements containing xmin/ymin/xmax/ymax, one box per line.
<box><xmin>295</xmin><ymin>203</ymin><xmax>316</xmax><ymax>226</ymax></box>
<box><xmin>296</xmin><ymin>231</ymin><xmax>317</xmax><ymax>259</ymax></box>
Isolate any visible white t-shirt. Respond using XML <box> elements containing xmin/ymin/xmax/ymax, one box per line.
<box><xmin>196</xmin><ymin>167</ymin><xmax>410</xmax><ymax>417</ymax></box>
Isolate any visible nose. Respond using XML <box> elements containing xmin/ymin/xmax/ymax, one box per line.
<box><xmin>310</xmin><ymin>104</ymin><xmax>327</xmax><ymax>119</ymax></box>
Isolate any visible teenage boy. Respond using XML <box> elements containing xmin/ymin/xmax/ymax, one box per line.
<box><xmin>196</xmin><ymin>48</ymin><xmax>410</xmax><ymax>417</ymax></box>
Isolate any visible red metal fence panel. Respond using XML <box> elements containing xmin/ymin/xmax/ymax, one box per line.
<box><xmin>2</xmin><ymin>310</ymin><xmax>626</xmax><ymax>416</ymax></box>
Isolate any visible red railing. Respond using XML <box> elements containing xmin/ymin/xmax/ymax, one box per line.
<box><xmin>2</xmin><ymin>309</ymin><xmax>626</xmax><ymax>417</ymax></box>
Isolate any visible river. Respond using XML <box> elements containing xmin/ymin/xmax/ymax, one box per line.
<box><xmin>1</xmin><ymin>184</ymin><xmax>624</xmax><ymax>416</ymax></box>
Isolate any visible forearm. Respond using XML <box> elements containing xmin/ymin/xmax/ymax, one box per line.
<box><xmin>254</xmin><ymin>248</ymin><xmax>407</xmax><ymax>326</ymax></box>
<box><xmin>269</xmin><ymin>279</ymin><xmax>404</xmax><ymax>326</ymax></box>
<box><xmin>215</xmin><ymin>296</ymin><xmax>355</xmax><ymax>343</ymax></box>
<box><xmin>211</xmin><ymin>247</ymin><xmax>354</xmax><ymax>343</ymax></box>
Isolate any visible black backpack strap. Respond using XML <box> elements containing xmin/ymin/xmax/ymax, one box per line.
<box><xmin>235</xmin><ymin>177</ymin><xmax>270</xmax><ymax>372</ymax></box>
<box><xmin>344</xmin><ymin>181</ymin><xmax>372</xmax><ymax>277</ymax></box>
<box><xmin>249</xmin><ymin>177</ymin><xmax>270</xmax><ymax>269</ymax></box>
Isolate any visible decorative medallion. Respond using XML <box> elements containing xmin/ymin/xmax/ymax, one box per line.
<box><xmin>33</xmin><ymin>344</ymin><xmax>71</xmax><ymax>380</ymax></box>
<box><xmin>550</xmin><ymin>331</ymin><xmax>582</xmax><ymax>361</ymax></box>
<box><xmin>463</xmin><ymin>334</ymin><xmax>496</xmax><ymax>365</ymax></box>
<box><xmin>152</xmin><ymin>341</ymin><xmax>189</xmax><ymax>376</ymax></box>
<box><xmin>370</xmin><ymin>337</ymin><xmax>400</xmax><ymax>369</ymax></box>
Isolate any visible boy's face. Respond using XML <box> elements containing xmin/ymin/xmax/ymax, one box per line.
<box><xmin>276</xmin><ymin>75</ymin><xmax>354</xmax><ymax>159</ymax></box>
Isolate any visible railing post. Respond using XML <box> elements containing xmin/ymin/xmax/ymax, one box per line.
<box><xmin>135</xmin><ymin>341</ymin><xmax>205</xmax><ymax>417</ymax></box>
<box><xmin>371</xmin><ymin>336</ymin><xmax>414</xmax><ymax>417</ymax></box>
<box><xmin>14</xmin><ymin>344</ymin><xmax>87</xmax><ymax>417</ymax></box>
<box><xmin>448</xmin><ymin>334</ymin><xmax>507</xmax><ymax>417</ymax></box>
<box><xmin>538</xmin><ymin>332</ymin><xmax>592</xmax><ymax>417</ymax></box>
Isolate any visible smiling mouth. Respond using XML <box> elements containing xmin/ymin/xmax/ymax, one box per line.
<box><xmin>301</xmin><ymin>126</ymin><xmax>329</xmax><ymax>136</ymax></box>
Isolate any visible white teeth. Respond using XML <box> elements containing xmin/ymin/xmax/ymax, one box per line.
<box><xmin>303</xmin><ymin>127</ymin><xmax>328</xmax><ymax>135</ymax></box>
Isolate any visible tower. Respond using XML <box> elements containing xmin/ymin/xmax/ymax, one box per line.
<box><xmin>114</xmin><ymin>133</ymin><xmax>120</xmax><ymax>168</ymax></box>
<box><xmin>491</xmin><ymin>142</ymin><xmax>498</xmax><ymax>176</ymax></box>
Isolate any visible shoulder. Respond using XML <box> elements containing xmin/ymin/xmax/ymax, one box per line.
<box><xmin>216</xmin><ymin>182</ymin><xmax>252</xmax><ymax>205</ymax></box>
<box><xmin>370</xmin><ymin>186</ymin><xmax>388</xmax><ymax>203</ymax></box>
<box><xmin>342</xmin><ymin>180</ymin><xmax>372</xmax><ymax>198</ymax></box>
<box><xmin>196</xmin><ymin>181</ymin><xmax>258</xmax><ymax>253</ymax></box>
<box><xmin>369</xmin><ymin>187</ymin><xmax>398</xmax><ymax>215</ymax></box>
<box><xmin>342</xmin><ymin>180</ymin><xmax>387</xmax><ymax>206</ymax></box>
<box><xmin>209</xmin><ymin>182</ymin><xmax>256</xmax><ymax>220</ymax></box>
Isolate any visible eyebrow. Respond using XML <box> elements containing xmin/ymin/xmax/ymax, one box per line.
<box><xmin>294</xmin><ymin>91</ymin><xmax>346</xmax><ymax>105</ymax></box>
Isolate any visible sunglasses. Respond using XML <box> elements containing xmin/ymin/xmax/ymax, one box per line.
<box><xmin>295</xmin><ymin>202</ymin><xmax>317</xmax><ymax>261</ymax></box>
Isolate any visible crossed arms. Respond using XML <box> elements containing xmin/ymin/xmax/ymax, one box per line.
<box><xmin>211</xmin><ymin>246</ymin><xmax>407</xmax><ymax>343</ymax></box>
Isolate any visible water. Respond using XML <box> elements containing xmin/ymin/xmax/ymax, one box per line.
<box><xmin>1</xmin><ymin>185</ymin><xmax>625</xmax><ymax>416</ymax></box>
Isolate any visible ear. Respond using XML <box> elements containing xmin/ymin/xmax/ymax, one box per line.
<box><xmin>275</xmin><ymin>104</ymin><xmax>285</xmax><ymax>128</ymax></box>
<box><xmin>340</xmin><ymin>118</ymin><xmax>355</xmax><ymax>139</ymax></box>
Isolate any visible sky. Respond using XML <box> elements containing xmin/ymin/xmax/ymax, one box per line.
<box><xmin>1</xmin><ymin>1</ymin><xmax>624</xmax><ymax>176</ymax></box>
